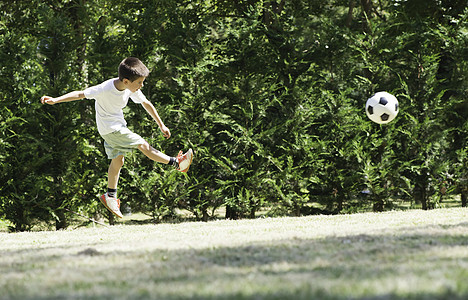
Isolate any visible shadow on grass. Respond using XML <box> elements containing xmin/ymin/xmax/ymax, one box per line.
<box><xmin>2</xmin><ymin>223</ymin><xmax>468</xmax><ymax>300</ymax></box>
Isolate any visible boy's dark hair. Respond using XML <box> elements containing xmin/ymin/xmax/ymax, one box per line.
<box><xmin>118</xmin><ymin>57</ymin><xmax>150</xmax><ymax>81</ymax></box>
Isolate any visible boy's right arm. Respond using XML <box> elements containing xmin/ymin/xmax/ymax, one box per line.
<box><xmin>41</xmin><ymin>91</ymin><xmax>85</xmax><ymax>105</ymax></box>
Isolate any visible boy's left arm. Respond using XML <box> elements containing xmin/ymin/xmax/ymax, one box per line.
<box><xmin>141</xmin><ymin>101</ymin><xmax>171</xmax><ymax>139</ymax></box>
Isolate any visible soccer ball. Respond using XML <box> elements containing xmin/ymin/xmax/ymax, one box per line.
<box><xmin>365</xmin><ymin>92</ymin><xmax>399</xmax><ymax>124</ymax></box>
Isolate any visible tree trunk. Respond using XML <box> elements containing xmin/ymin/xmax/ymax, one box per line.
<box><xmin>108</xmin><ymin>211</ymin><xmax>115</xmax><ymax>226</ymax></box>
<box><xmin>360</xmin><ymin>0</ymin><xmax>373</xmax><ymax>32</ymax></box>
<box><xmin>373</xmin><ymin>196</ymin><xmax>384</xmax><ymax>212</ymax></box>
<box><xmin>53</xmin><ymin>174</ymin><xmax>68</xmax><ymax>230</ymax></box>
<box><xmin>346</xmin><ymin>0</ymin><xmax>356</xmax><ymax>27</ymax></box>
<box><xmin>414</xmin><ymin>181</ymin><xmax>428</xmax><ymax>210</ymax></box>
<box><xmin>225</xmin><ymin>205</ymin><xmax>240</xmax><ymax>220</ymax></box>
<box><xmin>55</xmin><ymin>208</ymin><xmax>68</xmax><ymax>230</ymax></box>
<box><xmin>360</xmin><ymin>0</ymin><xmax>372</xmax><ymax>17</ymax></box>
<box><xmin>249</xmin><ymin>204</ymin><xmax>256</xmax><ymax>219</ymax></box>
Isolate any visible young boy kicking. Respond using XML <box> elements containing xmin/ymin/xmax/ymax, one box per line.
<box><xmin>41</xmin><ymin>57</ymin><xmax>193</xmax><ymax>218</ymax></box>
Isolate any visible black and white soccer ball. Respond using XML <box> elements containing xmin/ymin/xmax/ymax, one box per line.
<box><xmin>366</xmin><ymin>92</ymin><xmax>399</xmax><ymax>124</ymax></box>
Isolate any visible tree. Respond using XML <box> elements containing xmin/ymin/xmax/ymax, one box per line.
<box><xmin>1</xmin><ymin>0</ymin><xmax>467</xmax><ymax>230</ymax></box>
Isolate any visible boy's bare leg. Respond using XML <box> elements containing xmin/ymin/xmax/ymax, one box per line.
<box><xmin>108</xmin><ymin>155</ymin><xmax>125</xmax><ymax>189</ymax></box>
<box><xmin>99</xmin><ymin>155</ymin><xmax>124</xmax><ymax>218</ymax></box>
<box><xmin>138</xmin><ymin>141</ymin><xmax>170</xmax><ymax>164</ymax></box>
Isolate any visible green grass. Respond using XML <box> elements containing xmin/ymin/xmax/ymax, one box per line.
<box><xmin>0</xmin><ymin>219</ymin><xmax>11</xmax><ymax>232</ymax></box>
<box><xmin>1</xmin><ymin>208</ymin><xmax>468</xmax><ymax>299</ymax></box>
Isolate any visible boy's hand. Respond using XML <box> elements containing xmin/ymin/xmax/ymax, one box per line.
<box><xmin>41</xmin><ymin>96</ymin><xmax>56</xmax><ymax>105</ymax></box>
<box><xmin>160</xmin><ymin>125</ymin><xmax>171</xmax><ymax>139</ymax></box>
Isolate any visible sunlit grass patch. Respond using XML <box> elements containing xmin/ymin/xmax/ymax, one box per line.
<box><xmin>0</xmin><ymin>218</ymin><xmax>12</xmax><ymax>232</ymax></box>
<box><xmin>1</xmin><ymin>208</ymin><xmax>468</xmax><ymax>299</ymax></box>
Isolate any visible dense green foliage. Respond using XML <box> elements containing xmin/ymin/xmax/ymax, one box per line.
<box><xmin>1</xmin><ymin>0</ymin><xmax>467</xmax><ymax>231</ymax></box>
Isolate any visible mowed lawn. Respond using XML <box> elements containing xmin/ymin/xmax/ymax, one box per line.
<box><xmin>1</xmin><ymin>208</ymin><xmax>468</xmax><ymax>300</ymax></box>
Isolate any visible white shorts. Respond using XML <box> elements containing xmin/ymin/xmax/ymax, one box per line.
<box><xmin>101</xmin><ymin>127</ymin><xmax>145</xmax><ymax>159</ymax></box>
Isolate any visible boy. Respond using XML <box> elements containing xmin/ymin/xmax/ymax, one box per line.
<box><xmin>41</xmin><ymin>57</ymin><xmax>193</xmax><ymax>218</ymax></box>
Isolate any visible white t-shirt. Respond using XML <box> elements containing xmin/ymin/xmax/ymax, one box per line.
<box><xmin>84</xmin><ymin>78</ymin><xmax>149</xmax><ymax>136</ymax></box>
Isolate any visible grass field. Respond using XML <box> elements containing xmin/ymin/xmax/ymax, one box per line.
<box><xmin>1</xmin><ymin>208</ymin><xmax>468</xmax><ymax>300</ymax></box>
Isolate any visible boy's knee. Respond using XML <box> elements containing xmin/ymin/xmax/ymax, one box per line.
<box><xmin>112</xmin><ymin>155</ymin><xmax>125</xmax><ymax>167</ymax></box>
<box><xmin>138</xmin><ymin>141</ymin><xmax>150</xmax><ymax>152</ymax></box>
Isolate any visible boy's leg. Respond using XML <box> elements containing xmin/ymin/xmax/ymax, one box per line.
<box><xmin>138</xmin><ymin>141</ymin><xmax>171</xmax><ymax>164</ymax></box>
<box><xmin>108</xmin><ymin>155</ymin><xmax>125</xmax><ymax>189</ymax></box>
<box><xmin>138</xmin><ymin>141</ymin><xmax>193</xmax><ymax>172</ymax></box>
<box><xmin>99</xmin><ymin>155</ymin><xmax>125</xmax><ymax>218</ymax></box>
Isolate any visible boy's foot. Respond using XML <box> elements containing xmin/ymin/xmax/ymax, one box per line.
<box><xmin>177</xmin><ymin>148</ymin><xmax>193</xmax><ymax>173</ymax></box>
<box><xmin>99</xmin><ymin>193</ymin><xmax>123</xmax><ymax>218</ymax></box>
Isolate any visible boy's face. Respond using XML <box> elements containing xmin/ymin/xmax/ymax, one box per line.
<box><xmin>124</xmin><ymin>76</ymin><xmax>146</xmax><ymax>93</ymax></box>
